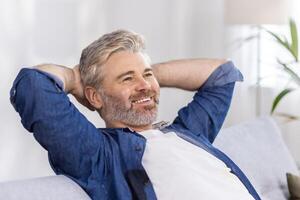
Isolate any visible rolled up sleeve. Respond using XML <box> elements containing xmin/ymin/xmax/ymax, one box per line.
<box><xmin>172</xmin><ymin>61</ymin><xmax>243</xmax><ymax>143</ymax></box>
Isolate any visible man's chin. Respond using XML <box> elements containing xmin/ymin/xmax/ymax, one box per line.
<box><xmin>128</xmin><ymin>110</ymin><xmax>158</xmax><ymax>126</ymax></box>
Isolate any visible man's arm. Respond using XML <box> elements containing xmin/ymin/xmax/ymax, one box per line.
<box><xmin>152</xmin><ymin>58</ymin><xmax>226</xmax><ymax>90</ymax></box>
<box><xmin>34</xmin><ymin>63</ymin><xmax>75</xmax><ymax>92</ymax></box>
<box><xmin>34</xmin><ymin>64</ymin><xmax>94</xmax><ymax>110</ymax></box>
<box><xmin>10</xmin><ymin>64</ymin><xmax>108</xmax><ymax>194</ymax></box>
<box><xmin>152</xmin><ymin>59</ymin><xmax>243</xmax><ymax>143</ymax></box>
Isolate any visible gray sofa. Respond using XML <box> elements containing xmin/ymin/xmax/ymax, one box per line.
<box><xmin>215</xmin><ymin>117</ymin><xmax>299</xmax><ymax>200</ymax></box>
<box><xmin>0</xmin><ymin>117</ymin><xmax>298</xmax><ymax>200</ymax></box>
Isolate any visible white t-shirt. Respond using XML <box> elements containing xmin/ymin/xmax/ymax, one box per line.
<box><xmin>140</xmin><ymin>129</ymin><xmax>254</xmax><ymax>200</ymax></box>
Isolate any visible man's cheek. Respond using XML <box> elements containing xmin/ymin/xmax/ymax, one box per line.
<box><xmin>120</xmin><ymin>89</ymin><xmax>131</xmax><ymax>101</ymax></box>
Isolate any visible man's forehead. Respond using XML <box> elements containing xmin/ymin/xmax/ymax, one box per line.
<box><xmin>104</xmin><ymin>52</ymin><xmax>151</xmax><ymax>73</ymax></box>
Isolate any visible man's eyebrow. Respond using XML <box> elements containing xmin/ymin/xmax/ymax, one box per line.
<box><xmin>144</xmin><ymin>68</ymin><xmax>153</xmax><ymax>73</ymax></box>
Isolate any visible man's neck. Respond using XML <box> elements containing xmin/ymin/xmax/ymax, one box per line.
<box><xmin>105</xmin><ymin>121</ymin><xmax>153</xmax><ymax>132</ymax></box>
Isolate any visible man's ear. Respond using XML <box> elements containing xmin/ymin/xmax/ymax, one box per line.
<box><xmin>84</xmin><ymin>86</ymin><xmax>103</xmax><ymax>109</ymax></box>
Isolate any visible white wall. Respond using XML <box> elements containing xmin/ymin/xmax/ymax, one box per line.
<box><xmin>0</xmin><ymin>0</ymin><xmax>228</xmax><ymax>181</ymax></box>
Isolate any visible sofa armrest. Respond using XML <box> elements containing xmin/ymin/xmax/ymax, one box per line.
<box><xmin>0</xmin><ymin>175</ymin><xmax>91</xmax><ymax>200</ymax></box>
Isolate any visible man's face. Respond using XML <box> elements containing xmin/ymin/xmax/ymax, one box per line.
<box><xmin>98</xmin><ymin>51</ymin><xmax>160</xmax><ymax>127</ymax></box>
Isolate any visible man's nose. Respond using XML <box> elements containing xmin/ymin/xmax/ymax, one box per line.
<box><xmin>135</xmin><ymin>77</ymin><xmax>151</xmax><ymax>91</ymax></box>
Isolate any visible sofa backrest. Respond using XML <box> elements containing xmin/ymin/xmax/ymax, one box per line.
<box><xmin>214</xmin><ymin>117</ymin><xmax>299</xmax><ymax>200</ymax></box>
<box><xmin>0</xmin><ymin>175</ymin><xmax>91</xmax><ymax>200</ymax></box>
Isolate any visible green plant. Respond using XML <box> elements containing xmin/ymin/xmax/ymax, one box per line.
<box><xmin>265</xmin><ymin>19</ymin><xmax>299</xmax><ymax>117</ymax></box>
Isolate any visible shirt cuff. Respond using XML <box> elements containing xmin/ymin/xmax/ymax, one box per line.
<box><xmin>202</xmin><ymin>61</ymin><xmax>244</xmax><ymax>89</ymax></box>
<box><xmin>33</xmin><ymin>68</ymin><xmax>65</xmax><ymax>91</ymax></box>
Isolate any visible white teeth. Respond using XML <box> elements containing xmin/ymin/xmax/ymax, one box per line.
<box><xmin>133</xmin><ymin>97</ymin><xmax>151</xmax><ymax>104</ymax></box>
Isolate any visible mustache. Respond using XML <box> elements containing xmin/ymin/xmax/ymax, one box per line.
<box><xmin>129</xmin><ymin>90</ymin><xmax>159</xmax><ymax>103</ymax></box>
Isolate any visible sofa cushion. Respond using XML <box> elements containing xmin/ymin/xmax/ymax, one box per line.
<box><xmin>0</xmin><ymin>175</ymin><xmax>91</xmax><ymax>200</ymax></box>
<box><xmin>214</xmin><ymin>117</ymin><xmax>299</xmax><ymax>200</ymax></box>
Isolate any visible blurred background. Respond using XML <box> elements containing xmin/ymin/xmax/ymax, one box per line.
<box><xmin>1</xmin><ymin>0</ymin><xmax>300</xmax><ymax>181</ymax></box>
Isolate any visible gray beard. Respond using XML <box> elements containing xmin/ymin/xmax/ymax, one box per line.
<box><xmin>100</xmin><ymin>90</ymin><xmax>159</xmax><ymax>126</ymax></box>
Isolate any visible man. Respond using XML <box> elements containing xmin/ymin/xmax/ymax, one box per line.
<box><xmin>10</xmin><ymin>30</ymin><xmax>260</xmax><ymax>200</ymax></box>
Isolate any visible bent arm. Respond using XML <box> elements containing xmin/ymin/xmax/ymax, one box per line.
<box><xmin>10</xmin><ymin>66</ymin><xmax>108</xmax><ymax>191</ymax></box>
<box><xmin>154</xmin><ymin>59</ymin><xmax>243</xmax><ymax>143</ymax></box>
<box><xmin>152</xmin><ymin>58</ymin><xmax>226</xmax><ymax>91</ymax></box>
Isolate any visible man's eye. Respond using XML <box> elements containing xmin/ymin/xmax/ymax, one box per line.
<box><xmin>144</xmin><ymin>73</ymin><xmax>153</xmax><ymax>77</ymax></box>
<box><xmin>123</xmin><ymin>77</ymin><xmax>133</xmax><ymax>82</ymax></box>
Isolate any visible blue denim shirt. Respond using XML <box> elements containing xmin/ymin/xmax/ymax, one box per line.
<box><xmin>10</xmin><ymin>61</ymin><xmax>261</xmax><ymax>200</ymax></box>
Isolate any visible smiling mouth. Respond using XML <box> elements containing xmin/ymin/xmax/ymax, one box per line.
<box><xmin>132</xmin><ymin>97</ymin><xmax>152</xmax><ymax>104</ymax></box>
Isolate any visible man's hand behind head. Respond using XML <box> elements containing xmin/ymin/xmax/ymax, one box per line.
<box><xmin>70</xmin><ymin>65</ymin><xmax>95</xmax><ymax>111</ymax></box>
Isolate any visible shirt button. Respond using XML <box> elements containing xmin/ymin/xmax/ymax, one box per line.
<box><xmin>135</xmin><ymin>145</ymin><xmax>142</xmax><ymax>152</ymax></box>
